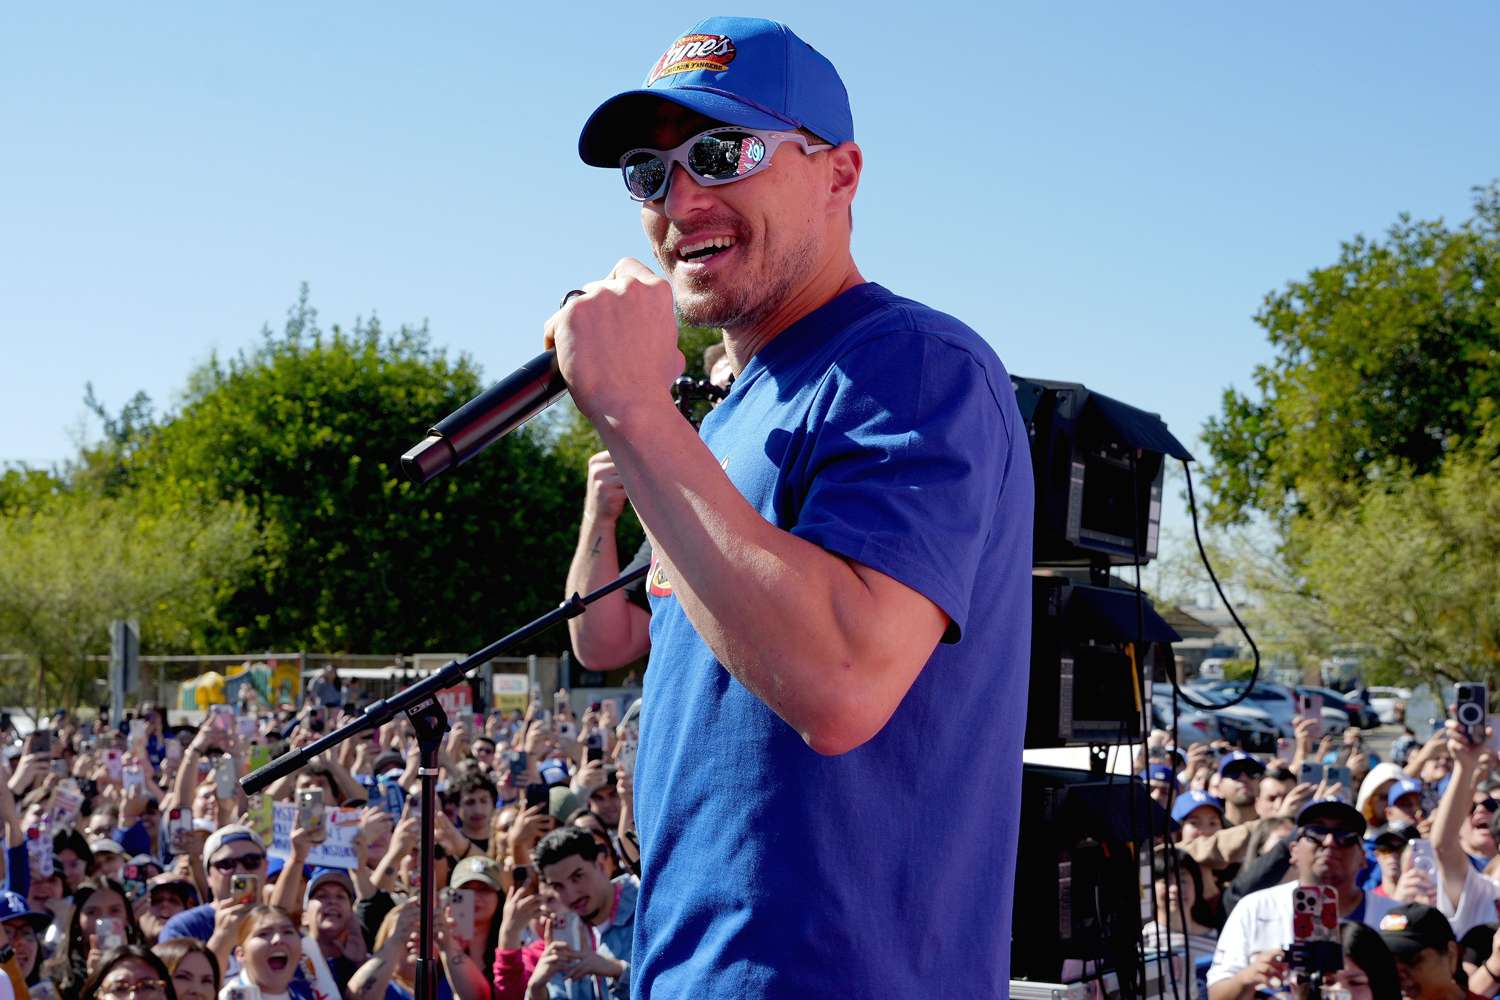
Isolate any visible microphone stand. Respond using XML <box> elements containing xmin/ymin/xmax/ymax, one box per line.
<box><xmin>239</xmin><ymin>563</ymin><xmax>649</xmax><ymax>1000</ymax></box>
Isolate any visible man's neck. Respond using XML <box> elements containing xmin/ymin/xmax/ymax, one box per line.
<box><xmin>723</xmin><ymin>257</ymin><xmax>864</xmax><ymax>373</ymax></box>
<box><xmin>591</xmin><ymin>883</ymin><xmax>618</xmax><ymax>928</ymax></box>
<box><xmin>1333</xmin><ymin>882</ymin><xmax>1363</xmax><ymax>918</ymax></box>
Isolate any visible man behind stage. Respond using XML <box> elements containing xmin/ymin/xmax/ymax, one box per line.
<box><xmin>549</xmin><ymin>16</ymin><xmax>1033</xmax><ymax>998</ymax></box>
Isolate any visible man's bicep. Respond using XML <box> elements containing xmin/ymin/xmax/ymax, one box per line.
<box><xmin>834</xmin><ymin>559</ymin><xmax>948</xmax><ymax>732</ymax></box>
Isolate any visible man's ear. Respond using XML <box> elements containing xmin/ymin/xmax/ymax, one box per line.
<box><xmin>825</xmin><ymin>141</ymin><xmax>862</xmax><ymax>216</ymax></box>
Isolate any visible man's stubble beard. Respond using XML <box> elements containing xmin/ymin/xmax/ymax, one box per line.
<box><xmin>657</xmin><ymin>227</ymin><xmax>821</xmax><ymax>332</ymax></box>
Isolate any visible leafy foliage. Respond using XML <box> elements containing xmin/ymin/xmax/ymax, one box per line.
<box><xmin>129</xmin><ymin>289</ymin><xmax>584</xmax><ymax>654</ymax></box>
<box><xmin>1203</xmin><ymin>183</ymin><xmax>1500</xmax><ymax>527</ymax></box>
<box><xmin>0</xmin><ymin>488</ymin><xmax>257</xmax><ymax>709</ymax></box>
<box><xmin>1296</xmin><ymin>416</ymin><xmax>1500</xmax><ymax>689</ymax></box>
<box><xmin>1199</xmin><ymin>182</ymin><xmax>1500</xmax><ymax>690</ymax></box>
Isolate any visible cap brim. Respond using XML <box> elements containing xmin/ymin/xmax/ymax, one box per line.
<box><xmin>578</xmin><ymin>88</ymin><xmax>798</xmax><ymax>168</ymax></box>
<box><xmin>2</xmin><ymin>912</ymin><xmax>52</xmax><ymax>933</ymax></box>
<box><xmin>1379</xmin><ymin>933</ymin><xmax>1430</xmax><ymax>959</ymax></box>
<box><xmin>453</xmin><ymin>873</ymin><xmax>502</xmax><ymax>891</ymax></box>
<box><xmin>1298</xmin><ymin>800</ymin><xmax>1367</xmax><ymax>835</ymax></box>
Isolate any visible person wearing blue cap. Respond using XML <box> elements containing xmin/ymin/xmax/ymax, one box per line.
<box><xmin>556</xmin><ymin>16</ymin><xmax>1033</xmax><ymax>999</ymax></box>
<box><xmin>1140</xmin><ymin>762</ymin><xmax>1179</xmax><ymax>811</ymax></box>
<box><xmin>1389</xmin><ymin>776</ymin><xmax>1429</xmax><ymax>830</ymax></box>
<box><xmin>1173</xmin><ymin>791</ymin><xmax>1227</xmax><ymax>843</ymax></box>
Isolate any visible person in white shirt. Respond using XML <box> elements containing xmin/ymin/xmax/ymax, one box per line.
<box><xmin>1208</xmin><ymin>799</ymin><xmax>1403</xmax><ymax>1000</ymax></box>
<box><xmin>1430</xmin><ymin>720</ymin><xmax>1500</xmax><ymax>974</ymax></box>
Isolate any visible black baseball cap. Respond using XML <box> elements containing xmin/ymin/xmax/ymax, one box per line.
<box><xmin>1297</xmin><ymin>799</ymin><xmax>1367</xmax><ymax>836</ymax></box>
<box><xmin>1378</xmin><ymin>903</ymin><xmax>1456</xmax><ymax>959</ymax></box>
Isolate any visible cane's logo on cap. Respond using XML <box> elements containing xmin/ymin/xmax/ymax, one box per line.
<box><xmin>647</xmin><ymin>33</ymin><xmax>737</xmax><ymax>85</ymax></box>
<box><xmin>1380</xmin><ymin>913</ymin><xmax>1409</xmax><ymax>931</ymax></box>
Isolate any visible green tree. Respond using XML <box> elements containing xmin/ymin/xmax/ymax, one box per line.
<box><xmin>1203</xmin><ymin>183</ymin><xmax>1500</xmax><ymax>527</ymax></box>
<box><xmin>1296</xmin><ymin>418</ymin><xmax>1500</xmax><ymax>690</ymax></box>
<box><xmin>130</xmin><ymin>289</ymin><xmax>585</xmax><ymax>654</ymax></box>
<box><xmin>0</xmin><ymin>489</ymin><xmax>257</xmax><ymax>709</ymax></box>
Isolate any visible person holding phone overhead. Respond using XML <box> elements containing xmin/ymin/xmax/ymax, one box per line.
<box><xmin>552</xmin><ymin>16</ymin><xmax>1033</xmax><ymax>997</ymax></box>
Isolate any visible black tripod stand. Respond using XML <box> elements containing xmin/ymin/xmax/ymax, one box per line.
<box><xmin>240</xmin><ymin>564</ymin><xmax>648</xmax><ymax>1000</ymax></box>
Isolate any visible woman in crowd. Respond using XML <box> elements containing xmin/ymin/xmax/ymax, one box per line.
<box><xmin>52</xmin><ymin>877</ymin><xmax>146</xmax><ymax>999</ymax></box>
<box><xmin>0</xmin><ymin>891</ymin><xmax>51</xmax><ymax>992</ymax></box>
<box><xmin>153</xmin><ymin>938</ymin><xmax>221</xmax><ymax>1000</ymax></box>
<box><xmin>76</xmin><ymin>945</ymin><xmax>178</xmax><ymax>1000</ymax></box>
<box><xmin>218</xmin><ymin>905</ymin><xmax>314</xmax><ymax>1000</ymax></box>
<box><xmin>1327</xmin><ymin>921</ymin><xmax>1401</xmax><ymax>1000</ymax></box>
<box><xmin>1142</xmin><ymin>847</ymin><xmax>1220</xmax><ymax>959</ymax></box>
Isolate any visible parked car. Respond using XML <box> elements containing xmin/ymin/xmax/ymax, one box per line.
<box><xmin>1299</xmin><ymin>685</ymin><xmax>1380</xmax><ymax>729</ymax></box>
<box><xmin>1188</xmin><ymin>679</ymin><xmax>1349</xmax><ymax>739</ymax></box>
<box><xmin>1368</xmin><ymin>686</ymin><xmax>1414</xmax><ymax>726</ymax></box>
<box><xmin>1151</xmin><ymin>683</ymin><xmax>1281</xmax><ymax>752</ymax></box>
<box><xmin>1150</xmin><ymin>693</ymin><xmax>1218</xmax><ymax>745</ymax></box>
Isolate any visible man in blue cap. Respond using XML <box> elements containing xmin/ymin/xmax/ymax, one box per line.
<box><xmin>553</xmin><ymin>16</ymin><xmax>1033</xmax><ymax>999</ymax></box>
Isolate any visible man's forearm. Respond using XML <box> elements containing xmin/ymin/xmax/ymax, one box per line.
<box><xmin>565</xmin><ymin>514</ymin><xmax>645</xmax><ymax>670</ymax></box>
<box><xmin>597</xmin><ymin>398</ymin><xmax>944</xmax><ymax>754</ymax></box>
<box><xmin>1435</xmin><ymin>757</ymin><xmax>1479</xmax><ymax>903</ymax></box>
<box><xmin>1208</xmin><ymin>975</ymin><xmax>1253</xmax><ymax>1000</ymax></box>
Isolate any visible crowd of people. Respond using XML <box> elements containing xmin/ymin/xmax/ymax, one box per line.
<box><xmin>0</xmin><ymin>673</ymin><xmax>641</xmax><ymax>1000</ymax></box>
<box><xmin>1141</xmin><ymin>708</ymin><xmax>1500</xmax><ymax>1000</ymax></box>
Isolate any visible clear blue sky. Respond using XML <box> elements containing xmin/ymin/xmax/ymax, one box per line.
<box><xmin>5</xmin><ymin>2</ymin><xmax>1498</xmax><ymax>529</ymax></box>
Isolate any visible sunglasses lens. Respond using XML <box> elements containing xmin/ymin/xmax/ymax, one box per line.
<box><xmin>688</xmin><ymin>132</ymin><xmax>766</xmax><ymax>180</ymax></box>
<box><xmin>623</xmin><ymin>153</ymin><xmax>667</xmax><ymax>200</ymax></box>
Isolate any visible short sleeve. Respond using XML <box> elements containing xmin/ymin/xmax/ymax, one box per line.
<box><xmin>788</xmin><ymin>330</ymin><xmax>1013</xmax><ymax>641</ymax></box>
<box><xmin>1206</xmin><ymin>897</ymin><xmax>1254</xmax><ymax>986</ymax></box>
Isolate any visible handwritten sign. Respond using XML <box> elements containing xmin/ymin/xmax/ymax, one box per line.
<box><xmin>268</xmin><ymin>803</ymin><xmax>363</xmax><ymax>869</ymax></box>
<box><xmin>493</xmin><ymin>673</ymin><xmax>529</xmax><ymax>712</ymax></box>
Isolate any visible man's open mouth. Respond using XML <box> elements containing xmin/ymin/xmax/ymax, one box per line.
<box><xmin>677</xmin><ymin>236</ymin><xmax>736</xmax><ymax>262</ymax></box>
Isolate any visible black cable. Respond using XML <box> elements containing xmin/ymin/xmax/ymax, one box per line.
<box><xmin>1129</xmin><ymin>451</ymin><xmax>1181</xmax><ymax>1000</ymax></box>
<box><xmin>1160</xmin><ymin>460</ymin><xmax>1262</xmax><ymax>713</ymax></box>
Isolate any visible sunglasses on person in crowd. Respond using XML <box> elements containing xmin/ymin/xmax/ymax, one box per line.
<box><xmin>1472</xmin><ymin>798</ymin><xmax>1500</xmax><ymax>814</ymax></box>
<box><xmin>209</xmin><ymin>852</ymin><xmax>265</xmax><ymax>874</ymax></box>
<box><xmin>620</xmin><ymin>126</ymin><xmax>832</xmax><ymax>202</ymax></box>
<box><xmin>1298</xmin><ymin>826</ymin><xmax>1362</xmax><ymax>847</ymax></box>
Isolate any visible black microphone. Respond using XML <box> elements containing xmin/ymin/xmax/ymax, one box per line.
<box><xmin>401</xmin><ymin>348</ymin><xmax>568</xmax><ymax>484</ymax></box>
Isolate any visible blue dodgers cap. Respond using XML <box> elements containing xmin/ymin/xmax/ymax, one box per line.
<box><xmin>0</xmin><ymin>890</ymin><xmax>50</xmax><ymax>933</ymax></box>
<box><xmin>1170</xmin><ymin>790</ymin><xmax>1224</xmax><ymax>824</ymax></box>
<box><xmin>1388</xmin><ymin>777</ymin><xmax>1424</xmax><ymax>807</ymax></box>
<box><xmin>1217</xmin><ymin>751</ymin><xmax>1266</xmax><ymax>778</ymax></box>
<box><xmin>578</xmin><ymin>17</ymin><xmax>854</xmax><ymax>168</ymax></box>
<box><xmin>1139</xmin><ymin>763</ymin><xmax>1176</xmax><ymax>785</ymax></box>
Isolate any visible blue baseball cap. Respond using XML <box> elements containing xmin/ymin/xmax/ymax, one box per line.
<box><xmin>578</xmin><ymin>17</ymin><xmax>854</xmax><ymax>168</ymax></box>
<box><xmin>0</xmin><ymin>891</ymin><xmax>50</xmax><ymax>933</ymax></box>
<box><xmin>1139</xmin><ymin>763</ymin><xmax>1176</xmax><ymax>785</ymax></box>
<box><xmin>1388</xmin><ymin>777</ymin><xmax>1424</xmax><ymax>807</ymax></box>
<box><xmin>1170</xmin><ymin>790</ymin><xmax>1224</xmax><ymax>824</ymax></box>
<box><xmin>1217</xmin><ymin>751</ymin><xmax>1266</xmax><ymax>778</ymax></box>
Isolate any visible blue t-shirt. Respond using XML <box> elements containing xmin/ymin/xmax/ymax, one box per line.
<box><xmin>158</xmin><ymin>902</ymin><xmax>217</xmax><ymax>943</ymax></box>
<box><xmin>633</xmin><ymin>283</ymin><xmax>1033</xmax><ymax>999</ymax></box>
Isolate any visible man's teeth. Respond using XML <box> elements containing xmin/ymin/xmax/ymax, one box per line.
<box><xmin>679</xmin><ymin>236</ymin><xmax>736</xmax><ymax>260</ymax></box>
